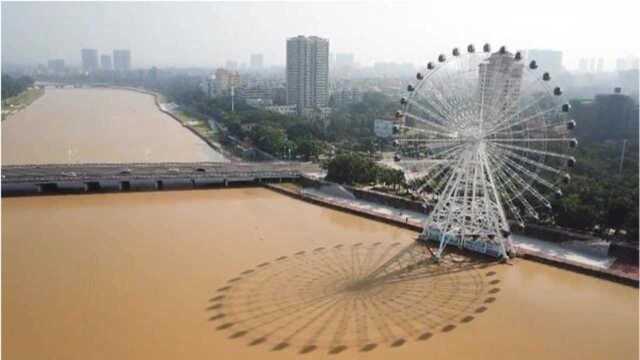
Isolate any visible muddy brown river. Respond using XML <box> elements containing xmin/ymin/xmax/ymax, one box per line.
<box><xmin>1</xmin><ymin>87</ymin><xmax>225</xmax><ymax>164</ymax></box>
<box><xmin>2</xmin><ymin>189</ymin><xmax>638</xmax><ymax>359</ymax></box>
<box><xmin>1</xmin><ymin>88</ymin><xmax>638</xmax><ymax>359</ymax></box>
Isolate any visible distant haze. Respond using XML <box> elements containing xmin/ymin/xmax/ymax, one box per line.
<box><xmin>2</xmin><ymin>1</ymin><xmax>639</xmax><ymax>70</ymax></box>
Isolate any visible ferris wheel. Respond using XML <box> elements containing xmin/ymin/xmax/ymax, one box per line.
<box><xmin>392</xmin><ymin>43</ymin><xmax>577</xmax><ymax>259</ymax></box>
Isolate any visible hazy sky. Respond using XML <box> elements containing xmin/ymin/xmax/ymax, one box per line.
<box><xmin>2</xmin><ymin>1</ymin><xmax>639</xmax><ymax>70</ymax></box>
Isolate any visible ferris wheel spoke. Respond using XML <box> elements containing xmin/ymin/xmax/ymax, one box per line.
<box><xmin>402</xmin><ymin>146</ymin><xmax>467</xmax><ymax>184</ymax></box>
<box><xmin>485</xmin><ymin>106</ymin><xmax>558</xmax><ymax>137</ymax></box>
<box><xmin>426</xmin><ymin>142</ymin><xmax>468</xmax><ymax>159</ymax></box>
<box><xmin>489</xmin><ymin>148</ymin><xmax>560</xmax><ymax>193</ymax></box>
<box><xmin>482</xmin><ymin>69</ymin><xmax>550</xmax><ymax>129</ymax></box>
<box><xmin>477</xmin><ymin>56</ymin><xmax>526</xmax><ymax>128</ymax></box>
<box><xmin>488</xmin><ymin>138</ymin><xmax>572</xmax><ymax>143</ymax></box>
<box><xmin>486</xmin><ymin>151</ymin><xmax>543</xmax><ymax>218</ymax></box>
<box><xmin>495</xmin><ymin>120</ymin><xmax>567</xmax><ymax>137</ymax></box>
<box><xmin>403</xmin><ymin>111</ymin><xmax>456</xmax><ymax>133</ymax></box>
<box><xmin>492</xmin><ymin>142</ymin><xmax>573</xmax><ymax>160</ymax></box>
<box><xmin>435</xmin><ymin>62</ymin><xmax>477</xmax><ymax>108</ymax></box>
<box><xmin>479</xmin><ymin>70</ymin><xmax>513</xmax><ymax>126</ymax></box>
<box><xmin>489</xmin><ymin>143</ymin><xmax>561</xmax><ymax>174</ymax></box>
<box><xmin>419</xmin><ymin>67</ymin><xmax>475</xmax><ymax>122</ymax></box>
<box><xmin>397</xmin><ymin>139</ymin><xmax>464</xmax><ymax>145</ymax></box>
<box><xmin>488</xmin><ymin>150</ymin><xmax>551</xmax><ymax>211</ymax></box>
<box><xmin>489</xmin><ymin>89</ymin><xmax>555</xmax><ymax>132</ymax></box>
<box><xmin>418</xmin><ymin>166</ymin><xmax>455</xmax><ymax>194</ymax></box>
<box><xmin>431</xmin><ymin>168</ymin><xmax>457</xmax><ymax>194</ymax></box>
<box><xmin>395</xmin><ymin>124</ymin><xmax>457</xmax><ymax>139</ymax></box>
<box><xmin>491</xmin><ymin>176</ymin><xmax>526</xmax><ymax>224</ymax></box>
<box><xmin>495</xmin><ymin>172</ymin><xmax>538</xmax><ymax>220</ymax></box>
<box><xmin>404</xmin><ymin>98</ymin><xmax>449</xmax><ymax>126</ymax></box>
<box><xmin>412</xmin><ymin>84</ymin><xmax>458</xmax><ymax>123</ymax></box>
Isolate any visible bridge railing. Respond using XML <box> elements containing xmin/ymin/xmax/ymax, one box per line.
<box><xmin>1</xmin><ymin>161</ymin><xmax>318</xmax><ymax>196</ymax></box>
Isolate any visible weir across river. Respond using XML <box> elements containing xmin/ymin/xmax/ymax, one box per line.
<box><xmin>1</xmin><ymin>162</ymin><xmax>318</xmax><ymax>196</ymax></box>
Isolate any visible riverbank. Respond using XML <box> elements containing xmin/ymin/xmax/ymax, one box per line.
<box><xmin>1</xmin><ymin>87</ymin><xmax>45</xmax><ymax>121</ymax></box>
<box><xmin>264</xmin><ymin>181</ymin><xmax>639</xmax><ymax>287</ymax></box>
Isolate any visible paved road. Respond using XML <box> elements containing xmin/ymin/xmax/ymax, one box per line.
<box><xmin>2</xmin><ymin>161</ymin><xmax>320</xmax><ymax>184</ymax></box>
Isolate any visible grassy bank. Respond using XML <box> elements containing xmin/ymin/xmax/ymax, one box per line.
<box><xmin>171</xmin><ymin>108</ymin><xmax>221</xmax><ymax>143</ymax></box>
<box><xmin>2</xmin><ymin>87</ymin><xmax>45</xmax><ymax>121</ymax></box>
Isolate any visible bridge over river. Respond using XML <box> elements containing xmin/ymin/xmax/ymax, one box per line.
<box><xmin>1</xmin><ymin>161</ymin><xmax>320</xmax><ymax>196</ymax></box>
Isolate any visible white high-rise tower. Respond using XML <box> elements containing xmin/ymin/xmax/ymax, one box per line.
<box><xmin>286</xmin><ymin>35</ymin><xmax>329</xmax><ymax>116</ymax></box>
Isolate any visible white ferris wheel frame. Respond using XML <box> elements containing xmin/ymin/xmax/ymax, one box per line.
<box><xmin>392</xmin><ymin>43</ymin><xmax>578</xmax><ymax>260</ymax></box>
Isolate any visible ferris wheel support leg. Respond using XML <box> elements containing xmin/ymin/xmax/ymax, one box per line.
<box><xmin>435</xmin><ymin>233</ymin><xmax>448</xmax><ymax>259</ymax></box>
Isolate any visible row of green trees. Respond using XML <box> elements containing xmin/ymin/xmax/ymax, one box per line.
<box><xmin>325</xmin><ymin>153</ymin><xmax>404</xmax><ymax>188</ymax></box>
<box><xmin>154</xmin><ymin>75</ymin><xmax>397</xmax><ymax>161</ymax></box>
<box><xmin>550</xmin><ymin>139</ymin><xmax>638</xmax><ymax>240</ymax></box>
<box><xmin>1</xmin><ymin>74</ymin><xmax>34</xmax><ymax>100</ymax></box>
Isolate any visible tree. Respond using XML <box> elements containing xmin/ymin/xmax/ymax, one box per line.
<box><xmin>326</xmin><ymin>153</ymin><xmax>405</xmax><ymax>188</ymax></box>
<box><xmin>326</xmin><ymin>153</ymin><xmax>378</xmax><ymax>185</ymax></box>
<box><xmin>294</xmin><ymin>138</ymin><xmax>323</xmax><ymax>161</ymax></box>
<box><xmin>249</xmin><ymin>125</ymin><xmax>287</xmax><ymax>156</ymax></box>
<box><xmin>554</xmin><ymin>194</ymin><xmax>599</xmax><ymax>230</ymax></box>
<box><xmin>2</xmin><ymin>74</ymin><xmax>34</xmax><ymax>100</ymax></box>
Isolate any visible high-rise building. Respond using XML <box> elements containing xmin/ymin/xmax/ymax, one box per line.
<box><xmin>526</xmin><ymin>49</ymin><xmax>563</xmax><ymax>75</ymax></box>
<box><xmin>250</xmin><ymin>54</ymin><xmax>264</xmax><ymax>69</ymax></box>
<box><xmin>47</xmin><ymin>59</ymin><xmax>65</xmax><ymax>73</ymax></box>
<box><xmin>101</xmin><ymin>55</ymin><xmax>112</xmax><ymax>70</ymax></box>
<box><xmin>286</xmin><ymin>35</ymin><xmax>330</xmax><ymax>116</ymax></box>
<box><xmin>113</xmin><ymin>49</ymin><xmax>131</xmax><ymax>71</ymax></box>
<box><xmin>478</xmin><ymin>51</ymin><xmax>524</xmax><ymax>121</ymax></box>
<box><xmin>81</xmin><ymin>49</ymin><xmax>99</xmax><ymax>73</ymax></box>
<box><xmin>573</xmin><ymin>91</ymin><xmax>639</xmax><ymax>141</ymax></box>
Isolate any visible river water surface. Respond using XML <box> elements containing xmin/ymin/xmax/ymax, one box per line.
<box><xmin>1</xmin><ymin>88</ymin><xmax>638</xmax><ymax>359</ymax></box>
<box><xmin>2</xmin><ymin>189</ymin><xmax>638</xmax><ymax>360</ymax></box>
<box><xmin>1</xmin><ymin>87</ymin><xmax>225</xmax><ymax>164</ymax></box>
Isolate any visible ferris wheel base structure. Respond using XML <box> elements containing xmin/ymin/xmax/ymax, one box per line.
<box><xmin>418</xmin><ymin>227</ymin><xmax>510</xmax><ymax>259</ymax></box>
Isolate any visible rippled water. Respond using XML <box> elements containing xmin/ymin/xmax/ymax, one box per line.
<box><xmin>3</xmin><ymin>189</ymin><xmax>638</xmax><ymax>360</ymax></box>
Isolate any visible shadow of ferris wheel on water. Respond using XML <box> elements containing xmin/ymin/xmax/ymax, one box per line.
<box><xmin>206</xmin><ymin>241</ymin><xmax>502</xmax><ymax>355</ymax></box>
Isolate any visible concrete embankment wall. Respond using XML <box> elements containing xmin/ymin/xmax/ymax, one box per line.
<box><xmin>2</xmin><ymin>176</ymin><xmax>294</xmax><ymax>197</ymax></box>
<box><xmin>609</xmin><ymin>242</ymin><xmax>640</xmax><ymax>264</ymax></box>
<box><xmin>266</xmin><ymin>179</ymin><xmax>638</xmax><ymax>287</ymax></box>
<box><xmin>265</xmin><ymin>182</ymin><xmax>423</xmax><ymax>233</ymax></box>
<box><xmin>299</xmin><ymin>177</ymin><xmax>428</xmax><ymax>213</ymax></box>
<box><xmin>517</xmin><ymin>249</ymin><xmax>638</xmax><ymax>287</ymax></box>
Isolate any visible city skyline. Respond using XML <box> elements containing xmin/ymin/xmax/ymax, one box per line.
<box><xmin>2</xmin><ymin>1</ymin><xmax>640</xmax><ymax>70</ymax></box>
